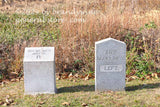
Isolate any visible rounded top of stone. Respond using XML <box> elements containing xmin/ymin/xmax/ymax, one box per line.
<box><xmin>95</xmin><ymin>38</ymin><xmax>126</xmax><ymax>45</ymax></box>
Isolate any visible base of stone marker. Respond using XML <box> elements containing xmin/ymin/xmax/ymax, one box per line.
<box><xmin>24</xmin><ymin>90</ymin><xmax>57</xmax><ymax>95</ymax></box>
<box><xmin>95</xmin><ymin>88</ymin><xmax>125</xmax><ymax>92</ymax></box>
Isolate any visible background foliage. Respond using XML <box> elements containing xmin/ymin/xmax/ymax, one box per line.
<box><xmin>0</xmin><ymin>0</ymin><xmax>160</xmax><ymax>81</ymax></box>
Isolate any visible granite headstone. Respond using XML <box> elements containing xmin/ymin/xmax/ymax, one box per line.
<box><xmin>23</xmin><ymin>47</ymin><xmax>57</xmax><ymax>95</ymax></box>
<box><xmin>95</xmin><ymin>38</ymin><xmax>126</xmax><ymax>91</ymax></box>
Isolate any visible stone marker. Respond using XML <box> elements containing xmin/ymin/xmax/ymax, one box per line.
<box><xmin>23</xmin><ymin>47</ymin><xmax>57</xmax><ymax>95</ymax></box>
<box><xmin>95</xmin><ymin>38</ymin><xmax>126</xmax><ymax>91</ymax></box>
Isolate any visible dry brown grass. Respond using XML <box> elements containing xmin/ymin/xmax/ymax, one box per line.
<box><xmin>52</xmin><ymin>0</ymin><xmax>160</xmax><ymax>73</ymax></box>
<box><xmin>0</xmin><ymin>0</ymin><xmax>159</xmax><ymax>79</ymax></box>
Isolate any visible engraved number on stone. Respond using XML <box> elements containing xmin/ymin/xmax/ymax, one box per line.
<box><xmin>36</xmin><ymin>55</ymin><xmax>41</xmax><ymax>59</ymax></box>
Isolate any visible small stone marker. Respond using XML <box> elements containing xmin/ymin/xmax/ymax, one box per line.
<box><xmin>23</xmin><ymin>47</ymin><xmax>57</xmax><ymax>95</ymax></box>
<box><xmin>95</xmin><ymin>38</ymin><xmax>126</xmax><ymax>91</ymax></box>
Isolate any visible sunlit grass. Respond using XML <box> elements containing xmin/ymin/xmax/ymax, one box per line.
<box><xmin>0</xmin><ymin>79</ymin><xmax>160</xmax><ymax>106</ymax></box>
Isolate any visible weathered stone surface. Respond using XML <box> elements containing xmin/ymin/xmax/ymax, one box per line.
<box><xmin>23</xmin><ymin>47</ymin><xmax>57</xmax><ymax>95</ymax></box>
<box><xmin>95</xmin><ymin>38</ymin><xmax>126</xmax><ymax>91</ymax></box>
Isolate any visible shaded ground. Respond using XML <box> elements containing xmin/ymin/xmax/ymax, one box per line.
<box><xmin>0</xmin><ymin>79</ymin><xmax>160</xmax><ymax>106</ymax></box>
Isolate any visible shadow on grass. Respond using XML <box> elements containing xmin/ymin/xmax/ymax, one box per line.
<box><xmin>126</xmin><ymin>83</ymin><xmax>160</xmax><ymax>91</ymax></box>
<box><xmin>58</xmin><ymin>82</ymin><xmax>160</xmax><ymax>93</ymax></box>
<box><xmin>58</xmin><ymin>85</ymin><xmax>95</xmax><ymax>93</ymax></box>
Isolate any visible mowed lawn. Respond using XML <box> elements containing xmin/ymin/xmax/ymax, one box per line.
<box><xmin>0</xmin><ymin>78</ymin><xmax>160</xmax><ymax>107</ymax></box>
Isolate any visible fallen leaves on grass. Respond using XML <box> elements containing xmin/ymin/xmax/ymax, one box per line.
<box><xmin>151</xmin><ymin>73</ymin><xmax>159</xmax><ymax>79</ymax></box>
<box><xmin>0</xmin><ymin>100</ymin><xmax>4</xmax><ymax>105</ymax></box>
<box><xmin>84</xmin><ymin>75</ymin><xmax>89</xmax><ymax>80</ymax></box>
<box><xmin>0</xmin><ymin>95</ymin><xmax>14</xmax><ymax>106</ymax></box>
<box><xmin>5</xmin><ymin>95</ymin><xmax>14</xmax><ymax>105</ymax></box>
<box><xmin>10</xmin><ymin>79</ymin><xmax>17</xmax><ymax>82</ymax></box>
<box><xmin>82</xmin><ymin>103</ymin><xmax>88</xmax><ymax>106</ymax></box>
<box><xmin>140</xmin><ymin>77</ymin><xmax>145</xmax><ymax>81</ymax></box>
<box><xmin>68</xmin><ymin>73</ymin><xmax>73</xmax><ymax>78</ymax></box>
<box><xmin>1</xmin><ymin>81</ymin><xmax>9</xmax><ymax>87</ymax></box>
<box><xmin>126</xmin><ymin>73</ymin><xmax>160</xmax><ymax>82</ymax></box>
<box><xmin>9</xmin><ymin>72</ymin><xmax>18</xmax><ymax>79</ymax></box>
<box><xmin>73</xmin><ymin>80</ymin><xmax>77</xmax><ymax>82</ymax></box>
<box><xmin>20</xmin><ymin>77</ymin><xmax>24</xmax><ymax>81</ymax></box>
<box><xmin>62</xmin><ymin>102</ymin><xmax>70</xmax><ymax>106</ymax></box>
<box><xmin>2</xmin><ymin>103</ymin><xmax>7</xmax><ymax>106</ymax></box>
<box><xmin>62</xmin><ymin>72</ymin><xmax>69</xmax><ymax>79</ymax></box>
<box><xmin>74</xmin><ymin>73</ymin><xmax>79</xmax><ymax>78</ymax></box>
<box><xmin>85</xmin><ymin>73</ymin><xmax>94</xmax><ymax>80</ymax></box>
<box><xmin>146</xmin><ymin>75</ymin><xmax>151</xmax><ymax>79</ymax></box>
<box><xmin>126</xmin><ymin>76</ymin><xmax>138</xmax><ymax>82</ymax></box>
<box><xmin>56</xmin><ymin>76</ymin><xmax>61</xmax><ymax>80</ymax></box>
<box><xmin>37</xmin><ymin>101</ymin><xmax>45</xmax><ymax>105</ymax></box>
<box><xmin>55</xmin><ymin>72</ymin><xmax>94</xmax><ymax>81</ymax></box>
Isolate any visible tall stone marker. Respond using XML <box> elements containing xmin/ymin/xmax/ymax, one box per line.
<box><xmin>95</xmin><ymin>38</ymin><xmax>126</xmax><ymax>91</ymax></box>
<box><xmin>23</xmin><ymin>47</ymin><xmax>57</xmax><ymax>95</ymax></box>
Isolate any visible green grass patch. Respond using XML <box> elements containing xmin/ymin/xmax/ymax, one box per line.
<box><xmin>0</xmin><ymin>79</ymin><xmax>160</xmax><ymax>106</ymax></box>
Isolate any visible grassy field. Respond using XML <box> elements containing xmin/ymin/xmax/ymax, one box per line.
<box><xmin>0</xmin><ymin>79</ymin><xmax>160</xmax><ymax>106</ymax></box>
